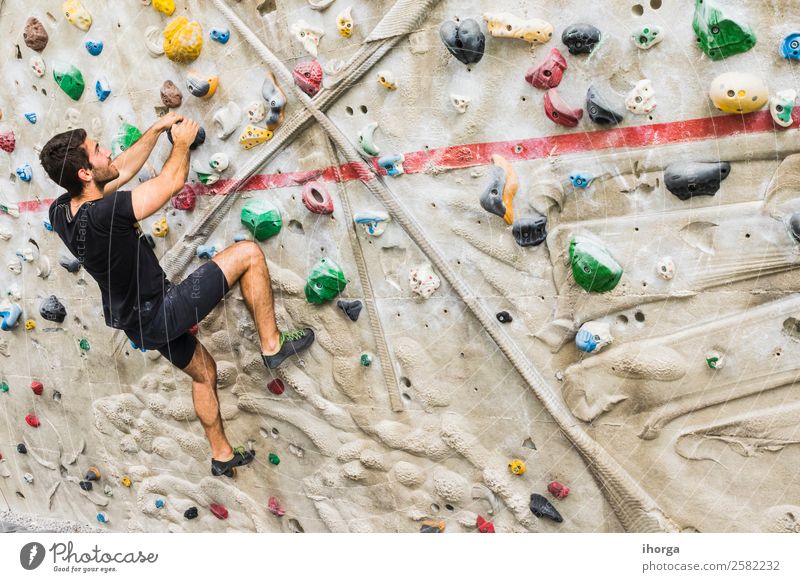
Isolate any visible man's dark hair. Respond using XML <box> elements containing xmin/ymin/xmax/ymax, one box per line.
<box><xmin>39</xmin><ymin>129</ymin><xmax>91</xmax><ymax>198</ymax></box>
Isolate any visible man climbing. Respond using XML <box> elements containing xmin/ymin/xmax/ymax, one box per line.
<box><xmin>40</xmin><ymin>114</ymin><xmax>315</xmax><ymax>478</ymax></box>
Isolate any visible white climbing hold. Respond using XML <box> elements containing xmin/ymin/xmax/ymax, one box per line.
<box><xmin>450</xmin><ymin>94</ymin><xmax>471</xmax><ymax>113</ymax></box>
<box><xmin>625</xmin><ymin>79</ymin><xmax>657</xmax><ymax>115</ymax></box>
<box><xmin>144</xmin><ymin>25</ymin><xmax>165</xmax><ymax>57</ymax></box>
<box><xmin>657</xmin><ymin>256</ymin><xmax>676</xmax><ymax>280</ymax></box>
<box><xmin>246</xmin><ymin>101</ymin><xmax>266</xmax><ymax>123</ymax></box>
<box><xmin>409</xmin><ymin>263</ymin><xmax>441</xmax><ymax>299</ymax></box>
<box><xmin>212</xmin><ymin>102</ymin><xmax>241</xmax><ymax>140</ymax></box>
<box><xmin>30</xmin><ymin>55</ymin><xmax>45</xmax><ymax>78</ymax></box>
<box><xmin>290</xmin><ymin>20</ymin><xmax>324</xmax><ymax>57</ymax></box>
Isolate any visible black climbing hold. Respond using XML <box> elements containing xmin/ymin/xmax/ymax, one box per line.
<box><xmin>79</xmin><ymin>480</ymin><xmax>93</xmax><ymax>492</ymax></box>
<box><xmin>586</xmin><ymin>86</ymin><xmax>624</xmax><ymax>125</ymax></box>
<box><xmin>788</xmin><ymin>212</ymin><xmax>800</xmax><ymax>243</ymax></box>
<box><xmin>512</xmin><ymin>215</ymin><xmax>548</xmax><ymax>247</ymax></box>
<box><xmin>479</xmin><ymin>165</ymin><xmax>507</xmax><ymax>219</ymax></box>
<box><xmin>439</xmin><ymin>18</ymin><xmax>485</xmax><ymax>65</ymax></box>
<box><xmin>40</xmin><ymin>295</ymin><xmax>66</xmax><ymax>323</ymax></box>
<box><xmin>337</xmin><ymin>299</ymin><xmax>363</xmax><ymax>322</ymax></box>
<box><xmin>184</xmin><ymin>506</ymin><xmax>198</xmax><ymax>520</ymax></box>
<box><xmin>420</xmin><ymin>524</ymin><xmax>441</xmax><ymax>533</ymax></box>
<box><xmin>17</xmin><ymin>443</ymin><xmax>27</xmax><ymax>454</ymax></box>
<box><xmin>59</xmin><ymin>255</ymin><xmax>81</xmax><ymax>273</ymax></box>
<box><xmin>496</xmin><ymin>311</ymin><xmax>512</xmax><ymax>323</ymax></box>
<box><xmin>167</xmin><ymin>124</ymin><xmax>206</xmax><ymax>150</ymax></box>
<box><xmin>664</xmin><ymin>161</ymin><xmax>731</xmax><ymax>201</ymax></box>
<box><xmin>562</xmin><ymin>23</ymin><xmax>601</xmax><ymax>55</ymax></box>
<box><xmin>530</xmin><ymin>493</ymin><xmax>563</xmax><ymax>523</ymax></box>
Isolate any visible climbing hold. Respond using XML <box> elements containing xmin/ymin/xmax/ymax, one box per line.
<box><xmin>210</xmin><ymin>27</ymin><xmax>230</xmax><ymax>44</ymax></box>
<box><xmin>569</xmin><ymin>236</ymin><xmax>623</xmax><ymax>293</ymax></box>
<box><xmin>360</xmin><ymin>353</ymin><xmax>372</xmax><ymax>367</ymax></box>
<box><xmin>664</xmin><ymin>161</ymin><xmax>731</xmax><ymax>200</ymax></box>
<box><xmin>353</xmin><ymin>211</ymin><xmax>390</xmax><ymax>236</ymax></box>
<box><xmin>17</xmin><ymin>443</ymin><xmax>27</xmax><ymax>454</ymax></box>
<box><xmin>16</xmin><ymin>164</ymin><xmax>33</xmax><ymax>183</ymax></box>
<box><xmin>377</xmin><ymin>70</ymin><xmax>397</xmax><ymax>90</ymax></box>
<box><xmin>31</xmin><ymin>381</ymin><xmax>43</xmax><ymax>395</ymax></box>
<box><xmin>40</xmin><ymin>295</ymin><xmax>66</xmax><ymax>323</ymax></box>
<box><xmin>525</xmin><ymin>47</ymin><xmax>568</xmax><ymax>90</ymax></box>
<box><xmin>23</xmin><ymin>473</ymin><xmax>34</xmax><ymax>484</ymax></box>
<box><xmin>0</xmin><ymin>131</ymin><xmax>15</xmax><ymax>153</ymax></box>
<box><xmin>496</xmin><ymin>311</ymin><xmax>512</xmax><ymax>324</ymax></box>
<box><xmin>153</xmin><ymin>0</ymin><xmax>175</xmax><ymax>16</ymax></box>
<box><xmin>186</xmin><ymin>72</ymin><xmax>218</xmax><ymax>99</ymax></box>
<box><xmin>268</xmin><ymin>453</ymin><xmax>280</xmax><ymax>465</ymax></box>
<box><xmin>508</xmin><ymin>459</ymin><xmax>526</xmax><ymax>475</ymax></box>
<box><xmin>189</xmin><ymin>324</ymin><xmax>198</xmax><ymax>335</ymax></box>
<box><xmin>419</xmin><ymin>519</ymin><xmax>445</xmax><ymax>533</ymax></box>
<box><xmin>358</xmin><ymin>122</ymin><xmax>380</xmax><ymax>156</ymax></box>
<box><xmin>84</xmin><ymin>40</ymin><xmax>103</xmax><ymax>56</ymax></box>
<box><xmin>59</xmin><ymin>255</ymin><xmax>81</xmax><ymax>273</ymax></box>
<box><xmin>0</xmin><ymin>304</ymin><xmax>22</xmax><ymax>330</ymax></box>
<box><xmin>781</xmin><ymin>33</ymin><xmax>800</xmax><ymax>60</ymax></box>
<box><xmin>631</xmin><ymin>25</ymin><xmax>663</xmax><ymax>50</ymax></box>
<box><xmin>24</xmin><ymin>112</ymin><xmax>37</xmax><ymax>124</ymax></box>
<box><xmin>657</xmin><ymin>256</ymin><xmax>675</xmax><ymax>280</ymax></box>
<box><xmin>0</xmin><ymin>382</ymin><xmax>7</xmax><ymax>392</ymax></box>
<box><xmin>302</xmin><ymin>182</ymin><xmax>334</xmax><ymax>214</ymax></box>
<box><xmin>95</xmin><ymin>77</ymin><xmax>111</xmax><ymax>102</ymax></box>
<box><xmin>543</xmin><ymin>88</ymin><xmax>583</xmax><ymax>127</ymax></box>
<box><xmin>144</xmin><ymin>25</ymin><xmax>165</xmax><ymax>57</ymax></box>
<box><xmin>268</xmin><ymin>496</ymin><xmax>286</xmax><ymax>517</ymax></box>
<box><xmin>337</xmin><ymin>6</ymin><xmax>354</xmax><ymax>38</ymax></box>
<box><xmin>483</xmin><ymin>12</ymin><xmax>554</xmax><ymax>44</ymax></box>
<box><xmin>25</xmin><ymin>320</ymin><xmax>36</xmax><ymax>331</ymax></box>
<box><xmin>409</xmin><ymin>264</ymin><xmax>440</xmax><ymax>299</ymax></box>
<box><xmin>292</xmin><ymin>60</ymin><xmax>323</xmax><ymax>97</ymax></box>
<box><xmin>261</xmin><ymin>72</ymin><xmax>287</xmax><ymax>130</ymax></box>
<box><xmin>210</xmin><ymin>503</ymin><xmax>229</xmax><ymax>519</ymax></box>
<box><xmin>192</xmin><ymin>159</ymin><xmax>220</xmax><ymax>185</ymax></box>
<box><xmin>476</xmin><ymin>515</ymin><xmax>495</xmax><ymax>533</ymax></box>
<box><xmin>160</xmin><ymin>80</ymin><xmax>183</xmax><ymax>109</ymax></box>
<box><xmin>96</xmin><ymin>513</ymin><xmax>107</xmax><ymax>524</ymax></box>
<box><xmin>378</xmin><ymin>153</ymin><xmax>405</xmax><ymax>176</ymax></box>
<box><xmin>267</xmin><ymin>379</ymin><xmax>285</xmax><ymax>395</ymax></box>
<box><xmin>241</xmin><ymin>199</ymin><xmax>282</xmax><ymax>240</ymax></box>
<box><xmin>439</xmin><ymin>18</ymin><xmax>485</xmax><ymax>65</ymax></box>
<box><xmin>103</xmin><ymin>485</ymin><xmax>113</xmax><ymax>497</ymax></box>
<box><xmin>548</xmin><ymin>481</ymin><xmax>570</xmax><ymax>499</ymax></box>
<box><xmin>53</xmin><ymin>62</ymin><xmax>85</xmax><ymax>101</ymax></box>
<box><xmin>79</xmin><ymin>338</ymin><xmax>90</xmax><ymax>351</ymax></box>
<box><xmin>562</xmin><ymin>23</ymin><xmax>601</xmax><ymax>55</ymax></box>
<box><xmin>25</xmin><ymin>414</ymin><xmax>40</xmax><ymax>428</ymax></box>
<box><xmin>238</xmin><ymin>125</ymin><xmax>273</xmax><ymax>149</ymax></box>
<box><xmin>586</xmin><ymin>86</ymin><xmax>624</xmax><ymax>125</ymax></box>
<box><xmin>151</xmin><ymin>217</ymin><xmax>168</xmax><ymax>238</ymax></box>
<box><xmin>163</xmin><ymin>16</ymin><xmax>203</xmax><ymax>64</ymax></box>
<box><xmin>305</xmin><ymin>257</ymin><xmax>347</xmax><ymax>304</ymax></box>
<box><xmin>209</xmin><ymin>153</ymin><xmax>229</xmax><ymax>173</ymax></box>
<box><xmin>709</xmin><ymin>72</ymin><xmax>768</xmax><ymax>114</ymax></box>
<box><xmin>184</xmin><ymin>507</ymin><xmax>198</xmax><ymax>520</ymax></box>
<box><xmin>121</xmin><ymin>476</ymin><xmax>131</xmax><ymax>487</ymax></box>
<box><xmin>569</xmin><ymin>172</ymin><xmax>594</xmax><ymax>189</ymax></box>
<box><xmin>63</xmin><ymin>0</ymin><xmax>92</xmax><ymax>31</ymax></box>
<box><xmin>155</xmin><ymin>499</ymin><xmax>165</xmax><ymax>509</ymax></box>
<box><xmin>450</xmin><ymin>94</ymin><xmax>470</xmax><ymax>114</ymax></box>
<box><xmin>247</xmin><ymin>101</ymin><xmax>267</xmax><ymax>124</ymax></box>
<box><xmin>625</xmin><ymin>79</ymin><xmax>657</xmax><ymax>115</ymax></box>
<box><xmin>693</xmin><ymin>0</ymin><xmax>755</xmax><ymax>61</ymax></box>
<box><xmin>530</xmin><ymin>493</ymin><xmax>563</xmax><ymax>523</ymax></box>
<box><xmin>480</xmin><ymin>155</ymin><xmax>518</xmax><ymax>224</ymax></box>
<box><xmin>129</xmin><ymin>339</ymin><xmax>146</xmax><ymax>352</ymax></box>
<box><xmin>111</xmin><ymin>123</ymin><xmax>142</xmax><ymax>157</ymax></box>
<box><xmin>30</xmin><ymin>56</ymin><xmax>45</xmax><ymax>79</ymax></box>
<box><xmin>512</xmin><ymin>215</ymin><xmax>547</xmax><ymax>247</ymax></box>
<box><xmin>43</xmin><ymin>221</ymin><xmax>53</xmax><ymax>231</ymax></box>
<box><xmin>167</xmin><ymin>124</ymin><xmax>205</xmax><ymax>150</ymax></box>
<box><xmin>196</xmin><ymin>245</ymin><xmax>217</xmax><ymax>259</ymax></box>
<box><xmin>575</xmin><ymin>320</ymin><xmax>613</xmax><ymax>353</ymax></box>
<box><xmin>23</xmin><ymin>17</ymin><xmax>48</xmax><ymax>52</ymax></box>
<box><xmin>84</xmin><ymin>467</ymin><xmax>100</xmax><ymax>481</ymax></box>
<box><xmin>770</xmin><ymin>90</ymin><xmax>797</xmax><ymax>128</ymax></box>
<box><xmin>290</xmin><ymin>20</ymin><xmax>324</xmax><ymax>57</ymax></box>
<box><xmin>706</xmin><ymin>351</ymin><xmax>725</xmax><ymax>370</ymax></box>
<box><xmin>337</xmin><ymin>299</ymin><xmax>363</xmax><ymax>321</ymax></box>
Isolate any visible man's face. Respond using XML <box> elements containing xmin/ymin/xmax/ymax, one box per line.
<box><xmin>82</xmin><ymin>137</ymin><xmax>119</xmax><ymax>190</ymax></box>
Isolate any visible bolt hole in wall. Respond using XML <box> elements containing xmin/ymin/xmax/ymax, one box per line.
<box><xmin>445</xmin><ymin>504</ymin><xmax>454</xmax><ymax>511</ymax></box>
<box><xmin>430</xmin><ymin>503</ymin><xmax>440</xmax><ymax>513</ymax></box>
<box><xmin>632</xmin><ymin>4</ymin><xmax>644</xmax><ymax>16</ymax></box>
<box><xmin>400</xmin><ymin>376</ymin><xmax>411</xmax><ymax>387</ymax></box>
<box><xmin>634</xmin><ymin>310</ymin><xmax>645</xmax><ymax>323</ymax></box>
<box><xmin>617</xmin><ymin>314</ymin><xmax>629</xmax><ymax>326</ymax></box>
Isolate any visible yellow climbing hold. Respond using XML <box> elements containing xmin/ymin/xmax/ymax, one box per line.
<box><xmin>153</xmin><ymin>0</ymin><xmax>176</xmax><ymax>16</ymax></box>
<box><xmin>152</xmin><ymin>217</ymin><xmax>169</xmax><ymax>238</ymax></box>
<box><xmin>121</xmin><ymin>476</ymin><xmax>132</xmax><ymax>487</ymax></box>
<box><xmin>239</xmin><ymin>125</ymin><xmax>274</xmax><ymax>150</ymax></box>
<box><xmin>508</xmin><ymin>459</ymin><xmax>526</xmax><ymax>475</ymax></box>
<box><xmin>163</xmin><ymin>16</ymin><xmax>203</xmax><ymax>64</ymax></box>
<box><xmin>24</xmin><ymin>319</ymin><xmax>36</xmax><ymax>331</ymax></box>
<box><xmin>63</xmin><ymin>0</ymin><xmax>92</xmax><ymax>31</ymax></box>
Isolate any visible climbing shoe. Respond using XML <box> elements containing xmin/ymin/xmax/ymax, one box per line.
<box><xmin>262</xmin><ymin>328</ymin><xmax>315</xmax><ymax>369</ymax></box>
<box><xmin>211</xmin><ymin>446</ymin><xmax>255</xmax><ymax>478</ymax></box>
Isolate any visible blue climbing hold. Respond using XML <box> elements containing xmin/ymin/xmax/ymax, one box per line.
<box><xmin>575</xmin><ymin>328</ymin><xmax>597</xmax><ymax>352</ymax></box>
<box><xmin>85</xmin><ymin>40</ymin><xmax>103</xmax><ymax>56</ymax></box>
<box><xmin>95</xmin><ymin>76</ymin><xmax>111</xmax><ymax>102</ymax></box>
<box><xmin>0</xmin><ymin>304</ymin><xmax>23</xmax><ymax>331</ymax></box>
<box><xmin>43</xmin><ymin>221</ymin><xmax>53</xmax><ymax>231</ymax></box>
<box><xmin>233</xmin><ymin>233</ymin><xmax>248</xmax><ymax>242</ymax></box>
<box><xmin>780</xmin><ymin>33</ymin><xmax>800</xmax><ymax>60</ymax></box>
<box><xmin>210</xmin><ymin>27</ymin><xmax>230</xmax><ymax>44</ymax></box>
<box><xmin>16</xmin><ymin>164</ymin><xmax>33</xmax><ymax>182</ymax></box>
<box><xmin>96</xmin><ymin>513</ymin><xmax>107</xmax><ymax>523</ymax></box>
<box><xmin>155</xmin><ymin>499</ymin><xmax>165</xmax><ymax>509</ymax></box>
<box><xmin>378</xmin><ymin>153</ymin><xmax>405</xmax><ymax>177</ymax></box>
<box><xmin>129</xmin><ymin>339</ymin><xmax>146</xmax><ymax>353</ymax></box>
<box><xmin>24</xmin><ymin>112</ymin><xmax>37</xmax><ymax>124</ymax></box>
<box><xmin>196</xmin><ymin>244</ymin><xmax>217</xmax><ymax>259</ymax></box>
<box><xmin>569</xmin><ymin>172</ymin><xmax>594</xmax><ymax>189</ymax></box>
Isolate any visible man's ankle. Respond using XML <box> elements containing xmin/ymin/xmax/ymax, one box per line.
<box><xmin>262</xmin><ymin>334</ymin><xmax>281</xmax><ymax>356</ymax></box>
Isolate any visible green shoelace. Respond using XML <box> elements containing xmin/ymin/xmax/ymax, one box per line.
<box><xmin>281</xmin><ymin>329</ymin><xmax>306</xmax><ymax>343</ymax></box>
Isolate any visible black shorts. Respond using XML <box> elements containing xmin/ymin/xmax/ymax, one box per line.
<box><xmin>124</xmin><ymin>261</ymin><xmax>231</xmax><ymax>369</ymax></box>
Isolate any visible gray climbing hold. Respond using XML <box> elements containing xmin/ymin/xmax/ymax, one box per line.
<box><xmin>79</xmin><ymin>481</ymin><xmax>93</xmax><ymax>491</ymax></box>
<box><xmin>337</xmin><ymin>299</ymin><xmax>363</xmax><ymax>321</ymax></box>
<box><xmin>530</xmin><ymin>493</ymin><xmax>563</xmax><ymax>523</ymax></box>
<box><xmin>788</xmin><ymin>212</ymin><xmax>800</xmax><ymax>243</ymax></box>
<box><xmin>586</xmin><ymin>86</ymin><xmax>624</xmax><ymax>125</ymax></box>
<box><xmin>440</xmin><ymin>18</ymin><xmax>485</xmax><ymax>65</ymax></box>
<box><xmin>664</xmin><ymin>161</ymin><xmax>731</xmax><ymax>201</ymax></box>
<box><xmin>59</xmin><ymin>255</ymin><xmax>81</xmax><ymax>273</ymax></box>
<box><xmin>40</xmin><ymin>295</ymin><xmax>66</xmax><ymax>323</ymax></box>
<box><xmin>479</xmin><ymin>165</ymin><xmax>507</xmax><ymax>219</ymax></box>
<box><xmin>512</xmin><ymin>215</ymin><xmax>547</xmax><ymax>247</ymax></box>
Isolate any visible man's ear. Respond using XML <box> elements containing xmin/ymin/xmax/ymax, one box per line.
<box><xmin>77</xmin><ymin>167</ymin><xmax>92</xmax><ymax>183</ymax></box>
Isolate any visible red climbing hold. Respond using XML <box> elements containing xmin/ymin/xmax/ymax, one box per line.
<box><xmin>301</xmin><ymin>181</ymin><xmax>334</xmax><ymax>215</ymax></box>
<box><xmin>172</xmin><ymin>183</ymin><xmax>199</xmax><ymax>211</ymax></box>
<box><xmin>547</xmin><ymin>481</ymin><xmax>570</xmax><ymax>499</ymax></box>
<box><xmin>267</xmin><ymin>379</ymin><xmax>285</xmax><ymax>395</ymax></box>
<box><xmin>476</xmin><ymin>515</ymin><xmax>495</xmax><ymax>533</ymax></box>
<box><xmin>268</xmin><ymin>496</ymin><xmax>286</xmax><ymax>517</ymax></box>
<box><xmin>292</xmin><ymin>60</ymin><xmax>323</xmax><ymax>97</ymax></box>
<box><xmin>30</xmin><ymin>381</ymin><xmax>43</xmax><ymax>395</ymax></box>
<box><xmin>25</xmin><ymin>414</ymin><xmax>40</xmax><ymax>428</ymax></box>
<box><xmin>0</xmin><ymin>130</ymin><xmax>16</xmax><ymax>154</ymax></box>
<box><xmin>210</xmin><ymin>503</ymin><xmax>228</xmax><ymax>520</ymax></box>
<box><xmin>189</xmin><ymin>323</ymin><xmax>199</xmax><ymax>335</ymax></box>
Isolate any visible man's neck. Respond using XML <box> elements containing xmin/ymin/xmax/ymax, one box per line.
<box><xmin>71</xmin><ymin>184</ymin><xmax>104</xmax><ymax>208</ymax></box>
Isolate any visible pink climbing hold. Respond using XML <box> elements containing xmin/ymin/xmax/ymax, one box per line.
<box><xmin>172</xmin><ymin>183</ymin><xmax>199</xmax><ymax>211</ymax></box>
<box><xmin>548</xmin><ymin>481</ymin><xmax>570</xmax><ymax>499</ymax></box>
<box><xmin>210</xmin><ymin>502</ymin><xmax>228</xmax><ymax>520</ymax></box>
<box><xmin>30</xmin><ymin>381</ymin><xmax>43</xmax><ymax>396</ymax></box>
<box><xmin>0</xmin><ymin>130</ymin><xmax>15</xmax><ymax>154</ymax></box>
<box><xmin>25</xmin><ymin>414</ymin><xmax>40</xmax><ymax>428</ymax></box>
<box><xmin>301</xmin><ymin>181</ymin><xmax>334</xmax><ymax>215</ymax></box>
<box><xmin>268</xmin><ymin>496</ymin><xmax>286</xmax><ymax>517</ymax></box>
<box><xmin>267</xmin><ymin>379</ymin><xmax>285</xmax><ymax>395</ymax></box>
<box><xmin>476</xmin><ymin>515</ymin><xmax>495</xmax><ymax>533</ymax></box>
<box><xmin>292</xmin><ymin>60</ymin><xmax>323</xmax><ymax>97</ymax></box>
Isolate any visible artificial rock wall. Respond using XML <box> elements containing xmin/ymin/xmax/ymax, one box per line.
<box><xmin>1</xmin><ymin>0</ymin><xmax>800</xmax><ymax>533</ymax></box>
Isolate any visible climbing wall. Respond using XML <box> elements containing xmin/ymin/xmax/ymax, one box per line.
<box><xmin>2</xmin><ymin>0</ymin><xmax>800</xmax><ymax>533</ymax></box>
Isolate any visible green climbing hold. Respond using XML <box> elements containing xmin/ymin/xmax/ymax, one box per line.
<box><xmin>268</xmin><ymin>453</ymin><xmax>280</xmax><ymax>465</ymax></box>
<box><xmin>53</xmin><ymin>62</ymin><xmax>85</xmax><ymax>101</ymax></box>
<box><xmin>0</xmin><ymin>381</ymin><xmax>8</xmax><ymax>393</ymax></box>
<box><xmin>360</xmin><ymin>353</ymin><xmax>372</xmax><ymax>367</ymax></box>
<box><xmin>79</xmin><ymin>338</ymin><xmax>90</xmax><ymax>351</ymax></box>
<box><xmin>569</xmin><ymin>236</ymin><xmax>623</xmax><ymax>293</ymax></box>
<box><xmin>304</xmin><ymin>257</ymin><xmax>347</xmax><ymax>304</ymax></box>
<box><xmin>111</xmin><ymin>123</ymin><xmax>142</xmax><ymax>158</ymax></box>
<box><xmin>692</xmin><ymin>0</ymin><xmax>755</xmax><ymax>61</ymax></box>
<box><xmin>241</xmin><ymin>199</ymin><xmax>282</xmax><ymax>241</ymax></box>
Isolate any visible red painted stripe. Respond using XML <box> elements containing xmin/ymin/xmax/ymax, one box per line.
<box><xmin>11</xmin><ymin>110</ymin><xmax>795</xmax><ymax>215</ymax></box>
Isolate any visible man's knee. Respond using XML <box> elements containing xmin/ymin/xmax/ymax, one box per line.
<box><xmin>235</xmin><ymin>240</ymin><xmax>263</xmax><ymax>262</ymax></box>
